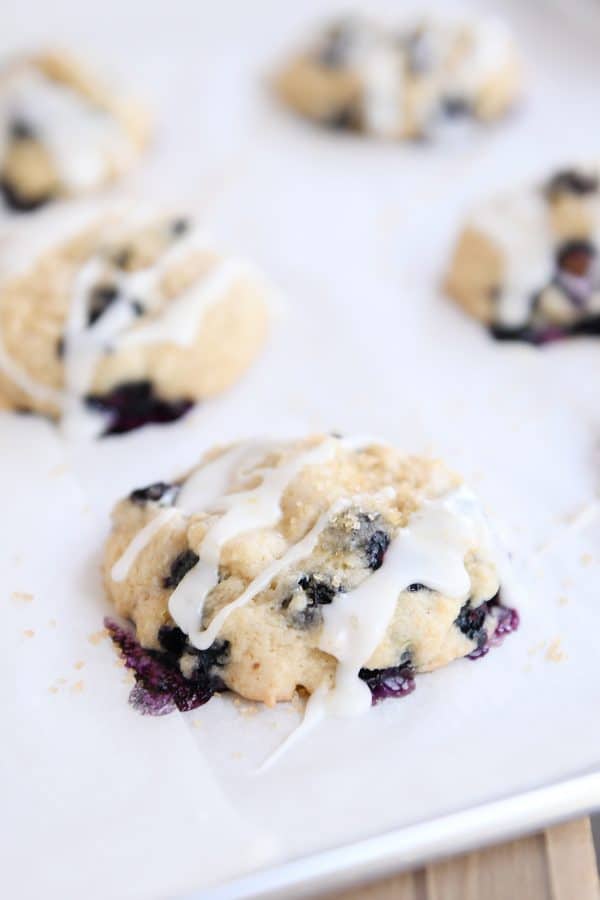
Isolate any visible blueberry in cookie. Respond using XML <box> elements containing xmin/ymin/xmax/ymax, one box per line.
<box><xmin>104</xmin><ymin>436</ymin><xmax>518</xmax><ymax>720</ymax></box>
<box><xmin>0</xmin><ymin>214</ymin><xmax>271</xmax><ymax>436</ymax></box>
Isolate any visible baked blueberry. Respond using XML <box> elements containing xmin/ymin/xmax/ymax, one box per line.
<box><xmin>359</xmin><ymin>655</ymin><xmax>415</xmax><ymax>704</ymax></box>
<box><xmin>545</xmin><ymin>169</ymin><xmax>599</xmax><ymax>198</ymax></box>
<box><xmin>88</xmin><ymin>285</ymin><xmax>119</xmax><ymax>326</ymax></box>
<box><xmin>129</xmin><ymin>481</ymin><xmax>178</xmax><ymax>505</ymax></box>
<box><xmin>0</xmin><ymin>178</ymin><xmax>52</xmax><ymax>212</ymax></box>
<box><xmin>556</xmin><ymin>240</ymin><xmax>595</xmax><ymax>278</ymax></box>
<box><xmin>163</xmin><ymin>549</ymin><xmax>200</xmax><ymax>589</ymax></box>
<box><xmin>454</xmin><ymin>599</ymin><xmax>488</xmax><ymax>649</ymax></box>
<box><xmin>8</xmin><ymin>118</ymin><xmax>36</xmax><ymax>140</ymax></box>
<box><xmin>364</xmin><ymin>528</ymin><xmax>390</xmax><ymax>570</ymax></box>
<box><xmin>105</xmin><ymin>618</ymin><xmax>227</xmax><ymax>715</ymax></box>
<box><xmin>85</xmin><ymin>381</ymin><xmax>195</xmax><ymax>435</ymax></box>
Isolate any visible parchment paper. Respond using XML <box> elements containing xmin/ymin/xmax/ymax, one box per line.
<box><xmin>2</xmin><ymin>0</ymin><xmax>600</xmax><ymax>897</ymax></box>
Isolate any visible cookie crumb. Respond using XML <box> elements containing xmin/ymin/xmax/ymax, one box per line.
<box><xmin>74</xmin><ymin>660</ymin><xmax>85</xmax><ymax>670</ymax></box>
<box><xmin>558</xmin><ymin>595</ymin><xmax>569</xmax><ymax>606</ymax></box>
<box><xmin>580</xmin><ymin>553</ymin><xmax>593</xmax><ymax>566</ymax></box>
<box><xmin>545</xmin><ymin>638</ymin><xmax>566</xmax><ymax>663</ymax></box>
<box><xmin>49</xmin><ymin>686</ymin><xmax>59</xmax><ymax>694</ymax></box>
<box><xmin>11</xmin><ymin>591</ymin><xmax>33</xmax><ymax>603</ymax></box>
<box><xmin>23</xmin><ymin>629</ymin><xmax>35</xmax><ymax>638</ymax></box>
<box><xmin>48</xmin><ymin>618</ymin><xmax>57</xmax><ymax>627</ymax></box>
<box><xmin>71</xmin><ymin>680</ymin><xmax>85</xmax><ymax>693</ymax></box>
<box><xmin>88</xmin><ymin>629</ymin><xmax>108</xmax><ymax>645</ymax></box>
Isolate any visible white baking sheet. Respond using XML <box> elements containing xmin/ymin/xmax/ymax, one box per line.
<box><xmin>2</xmin><ymin>0</ymin><xmax>600</xmax><ymax>898</ymax></box>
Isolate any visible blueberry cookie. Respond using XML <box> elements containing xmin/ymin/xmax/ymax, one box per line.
<box><xmin>274</xmin><ymin>16</ymin><xmax>521</xmax><ymax>140</ymax></box>
<box><xmin>445</xmin><ymin>164</ymin><xmax>600</xmax><ymax>344</ymax></box>
<box><xmin>0</xmin><ymin>214</ymin><xmax>270</xmax><ymax>436</ymax></box>
<box><xmin>104</xmin><ymin>435</ymin><xmax>518</xmax><ymax>715</ymax></box>
<box><xmin>0</xmin><ymin>49</ymin><xmax>151</xmax><ymax>212</ymax></box>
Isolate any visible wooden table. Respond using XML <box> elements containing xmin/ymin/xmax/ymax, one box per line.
<box><xmin>325</xmin><ymin>818</ymin><xmax>598</xmax><ymax>900</ymax></box>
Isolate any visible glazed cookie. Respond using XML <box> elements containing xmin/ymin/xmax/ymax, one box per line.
<box><xmin>0</xmin><ymin>214</ymin><xmax>270</xmax><ymax>435</ymax></box>
<box><xmin>274</xmin><ymin>16</ymin><xmax>520</xmax><ymax>140</ymax></box>
<box><xmin>445</xmin><ymin>163</ymin><xmax>600</xmax><ymax>343</ymax></box>
<box><xmin>104</xmin><ymin>435</ymin><xmax>518</xmax><ymax>717</ymax></box>
<box><xmin>0</xmin><ymin>49</ymin><xmax>151</xmax><ymax>212</ymax></box>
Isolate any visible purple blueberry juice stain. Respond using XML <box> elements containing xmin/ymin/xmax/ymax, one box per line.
<box><xmin>86</xmin><ymin>380</ymin><xmax>194</xmax><ymax>436</ymax></box>
<box><xmin>467</xmin><ymin>596</ymin><xmax>520</xmax><ymax>660</ymax></box>
<box><xmin>359</xmin><ymin>662</ymin><xmax>416</xmax><ymax>705</ymax></box>
<box><xmin>105</xmin><ymin>588</ymin><xmax>518</xmax><ymax>716</ymax></box>
<box><xmin>104</xmin><ymin>618</ymin><xmax>216</xmax><ymax>715</ymax></box>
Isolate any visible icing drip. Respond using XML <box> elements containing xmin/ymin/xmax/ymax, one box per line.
<box><xmin>111</xmin><ymin>508</ymin><xmax>179</xmax><ymax>583</ymax></box>
<box><xmin>116</xmin><ymin>258</ymin><xmax>251</xmax><ymax>350</ymax></box>
<box><xmin>184</xmin><ymin>496</ymin><xmax>354</xmax><ymax>651</ymax></box>
<box><xmin>326</xmin><ymin>16</ymin><xmax>515</xmax><ymax>139</ymax></box>
<box><xmin>449</xmin><ymin>18</ymin><xmax>514</xmax><ymax>98</ymax></box>
<box><xmin>168</xmin><ymin>438</ymin><xmax>341</xmax><ymax>645</ymax></box>
<box><xmin>471</xmin><ymin>190</ymin><xmax>553</xmax><ymax>328</ymax></box>
<box><xmin>260</xmin><ymin>484</ymin><xmax>496</xmax><ymax>768</ymax></box>
<box><xmin>110</xmin><ymin>437</ymin><xmax>345</xmax><ymax>610</ymax></box>
<box><xmin>359</xmin><ymin>39</ymin><xmax>405</xmax><ymax>138</ymax></box>
<box><xmin>0</xmin><ymin>68</ymin><xmax>135</xmax><ymax>194</ymax></box>
<box><xmin>317</xmin><ymin>485</ymin><xmax>485</xmax><ymax>715</ymax></box>
<box><xmin>61</xmin><ymin>226</ymin><xmax>214</xmax><ymax>437</ymax></box>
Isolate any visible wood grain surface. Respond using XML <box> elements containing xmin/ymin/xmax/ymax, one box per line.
<box><xmin>324</xmin><ymin>818</ymin><xmax>599</xmax><ymax>900</ymax></box>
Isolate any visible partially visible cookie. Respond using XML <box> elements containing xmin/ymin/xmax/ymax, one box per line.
<box><xmin>0</xmin><ymin>213</ymin><xmax>270</xmax><ymax>435</ymax></box>
<box><xmin>445</xmin><ymin>163</ymin><xmax>600</xmax><ymax>344</ymax></box>
<box><xmin>274</xmin><ymin>15</ymin><xmax>521</xmax><ymax>140</ymax></box>
<box><xmin>103</xmin><ymin>435</ymin><xmax>518</xmax><ymax>715</ymax></box>
<box><xmin>0</xmin><ymin>49</ymin><xmax>151</xmax><ymax>212</ymax></box>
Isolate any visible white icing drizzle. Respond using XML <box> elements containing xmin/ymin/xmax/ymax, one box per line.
<box><xmin>470</xmin><ymin>189</ymin><xmax>552</xmax><ymax>327</ymax></box>
<box><xmin>0</xmin><ymin>67</ymin><xmax>136</xmax><ymax>194</ymax></box>
<box><xmin>60</xmin><ymin>226</ymin><xmax>216</xmax><ymax>437</ymax></box>
<box><xmin>168</xmin><ymin>438</ymin><xmax>342</xmax><ymax>645</ymax></box>
<box><xmin>116</xmin><ymin>257</ymin><xmax>250</xmax><ymax>350</ymax></box>
<box><xmin>449</xmin><ymin>17</ymin><xmax>514</xmax><ymax>98</ymax></box>
<box><xmin>317</xmin><ymin>484</ymin><xmax>487</xmax><ymax>714</ymax></box>
<box><xmin>261</xmin><ymin>484</ymin><xmax>497</xmax><ymax>770</ymax></box>
<box><xmin>111</xmin><ymin>508</ymin><xmax>179</xmax><ymax>583</ymax></box>
<box><xmin>187</xmin><ymin>496</ymin><xmax>354</xmax><ymax>651</ymax></box>
<box><xmin>359</xmin><ymin>39</ymin><xmax>405</xmax><ymax>138</ymax></box>
<box><xmin>335</xmin><ymin>16</ymin><xmax>515</xmax><ymax>139</ymax></box>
